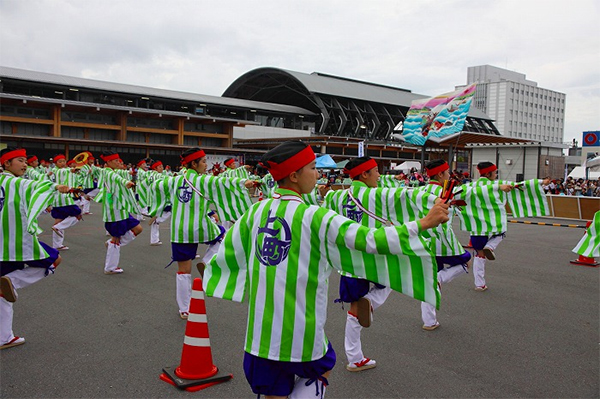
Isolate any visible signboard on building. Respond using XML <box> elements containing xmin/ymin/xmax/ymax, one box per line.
<box><xmin>582</xmin><ymin>131</ymin><xmax>600</xmax><ymax>147</ymax></box>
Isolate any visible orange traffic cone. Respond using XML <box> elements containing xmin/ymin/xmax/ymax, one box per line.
<box><xmin>160</xmin><ymin>278</ymin><xmax>233</xmax><ymax>391</ymax></box>
<box><xmin>570</xmin><ymin>255</ymin><xmax>599</xmax><ymax>267</ymax></box>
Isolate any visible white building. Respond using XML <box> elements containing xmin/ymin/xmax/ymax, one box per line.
<box><xmin>459</xmin><ymin>65</ymin><xmax>566</xmax><ymax>144</ymax></box>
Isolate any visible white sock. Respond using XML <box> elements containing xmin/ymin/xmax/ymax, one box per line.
<box><xmin>485</xmin><ymin>235</ymin><xmax>504</xmax><ymax>251</ymax></box>
<box><xmin>6</xmin><ymin>267</ymin><xmax>47</xmax><ymax>291</ymax></box>
<box><xmin>156</xmin><ymin>212</ymin><xmax>171</xmax><ymax>224</ymax></box>
<box><xmin>290</xmin><ymin>377</ymin><xmax>327</xmax><ymax>399</ymax></box>
<box><xmin>438</xmin><ymin>265</ymin><xmax>467</xmax><ymax>284</ymax></box>
<box><xmin>176</xmin><ymin>273</ymin><xmax>192</xmax><ymax>314</ymax></box>
<box><xmin>119</xmin><ymin>230</ymin><xmax>136</xmax><ymax>246</ymax></box>
<box><xmin>364</xmin><ymin>286</ymin><xmax>392</xmax><ymax>311</ymax></box>
<box><xmin>473</xmin><ymin>256</ymin><xmax>486</xmax><ymax>287</ymax></box>
<box><xmin>0</xmin><ymin>297</ymin><xmax>15</xmax><ymax>344</ymax></box>
<box><xmin>52</xmin><ymin>228</ymin><xmax>64</xmax><ymax>248</ymax></box>
<box><xmin>344</xmin><ymin>312</ymin><xmax>363</xmax><ymax>364</ymax></box>
<box><xmin>421</xmin><ymin>301</ymin><xmax>437</xmax><ymax>326</ymax></box>
<box><xmin>104</xmin><ymin>241</ymin><xmax>121</xmax><ymax>272</ymax></box>
<box><xmin>81</xmin><ymin>197</ymin><xmax>90</xmax><ymax>213</ymax></box>
<box><xmin>150</xmin><ymin>223</ymin><xmax>160</xmax><ymax>244</ymax></box>
<box><xmin>53</xmin><ymin>216</ymin><xmax>80</xmax><ymax>230</ymax></box>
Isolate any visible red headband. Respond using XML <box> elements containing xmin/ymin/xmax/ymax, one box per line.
<box><xmin>224</xmin><ymin>159</ymin><xmax>235</xmax><ymax>167</ymax></box>
<box><xmin>100</xmin><ymin>153</ymin><xmax>120</xmax><ymax>162</ymax></box>
<box><xmin>426</xmin><ymin>162</ymin><xmax>449</xmax><ymax>178</ymax></box>
<box><xmin>478</xmin><ymin>164</ymin><xmax>497</xmax><ymax>175</ymax></box>
<box><xmin>343</xmin><ymin>158</ymin><xmax>378</xmax><ymax>179</ymax></box>
<box><xmin>181</xmin><ymin>150</ymin><xmax>206</xmax><ymax>165</ymax></box>
<box><xmin>67</xmin><ymin>160</ymin><xmax>76</xmax><ymax>166</ymax></box>
<box><xmin>137</xmin><ymin>159</ymin><xmax>146</xmax><ymax>167</ymax></box>
<box><xmin>54</xmin><ymin>154</ymin><xmax>66</xmax><ymax>162</ymax></box>
<box><xmin>262</xmin><ymin>146</ymin><xmax>315</xmax><ymax>181</ymax></box>
<box><xmin>151</xmin><ymin>161</ymin><xmax>163</xmax><ymax>170</ymax></box>
<box><xmin>1</xmin><ymin>149</ymin><xmax>27</xmax><ymax>164</ymax></box>
<box><xmin>27</xmin><ymin>155</ymin><xmax>38</xmax><ymax>164</ymax></box>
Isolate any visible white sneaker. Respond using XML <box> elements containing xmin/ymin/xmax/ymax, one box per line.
<box><xmin>346</xmin><ymin>358</ymin><xmax>376</xmax><ymax>372</ymax></box>
<box><xmin>150</xmin><ymin>241</ymin><xmax>163</xmax><ymax>246</ymax></box>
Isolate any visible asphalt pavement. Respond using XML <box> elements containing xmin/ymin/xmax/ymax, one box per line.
<box><xmin>1</xmin><ymin>203</ymin><xmax>598</xmax><ymax>398</ymax></box>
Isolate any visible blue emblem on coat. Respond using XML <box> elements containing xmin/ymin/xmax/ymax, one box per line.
<box><xmin>256</xmin><ymin>210</ymin><xmax>292</xmax><ymax>266</ymax></box>
<box><xmin>267</xmin><ymin>179</ymin><xmax>275</xmax><ymax>189</ymax></box>
<box><xmin>0</xmin><ymin>186</ymin><xmax>5</xmax><ymax>212</ymax></box>
<box><xmin>342</xmin><ymin>195</ymin><xmax>363</xmax><ymax>223</ymax></box>
<box><xmin>177</xmin><ymin>182</ymin><xmax>193</xmax><ymax>203</ymax></box>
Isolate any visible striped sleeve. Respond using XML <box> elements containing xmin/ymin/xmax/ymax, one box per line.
<box><xmin>148</xmin><ymin>178</ymin><xmax>172</xmax><ymax>217</ymax></box>
<box><xmin>322</xmin><ymin>209</ymin><xmax>439</xmax><ymax>308</ymax></box>
<box><xmin>194</xmin><ymin>174</ymin><xmax>253</xmax><ymax>222</ymax></box>
<box><xmin>456</xmin><ymin>182</ymin><xmax>507</xmax><ymax>234</ymax></box>
<box><xmin>203</xmin><ymin>204</ymin><xmax>255</xmax><ymax>302</ymax></box>
<box><xmin>507</xmin><ymin>179</ymin><xmax>550</xmax><ymax>218</ymax></box>
<box><xmin>378</xmin><ymin>175</ymin><xmax>405</xmax><ymax>188</ymax></box>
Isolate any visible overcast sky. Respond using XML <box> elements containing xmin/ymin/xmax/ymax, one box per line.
<box><xmin>1</xmin><ymin>0</ymin><xmax>598</xmax><ymax>144</ymax></box>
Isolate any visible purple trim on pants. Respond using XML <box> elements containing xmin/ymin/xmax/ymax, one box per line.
<box><xmin>0</xmin><ymin>241</ymin><xmax>59</xmax><ymax>276</ymax></box>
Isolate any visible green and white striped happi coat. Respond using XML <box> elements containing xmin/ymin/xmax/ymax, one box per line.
<box><xmin>204</xmin><ymin>188</ymin><xmax>438</xmax><ymax>362</ymax></box>
<box><xmin>149</xmin><ymin>169</ymin><xmax>252</xmax><ymax>243</ymax></box>
<box><xmin>98</xmin><ymin>168</ymin><xmax>141</xmax><ymax>223</ymax></box>
<box><xmin>573</xmin><ymin>211</ymin><xmax>600</xmax><ymax>257</ymax></box>
<box><xmin>457</xmin><ymin>178</ymin><xmax>549</xmax><ymax>235</ymax></box>
<box><xmin>51</xmin><ymin>167</ymin><xmax>77</xmax><ymax>207</ymax></box>
<box><xmin>76</xmin><ymin>164</ymin><xmax>100</xmax><ymax>189</ymax></box>
<box><xmin>1</xmin><ymin>172</ymin><xmax>58</xmax><ymax>261</ymax></box>
<box><xmin>415</xmin><ymin>183</ymin><xmax>466</xmax><ymax>256</ymax></box>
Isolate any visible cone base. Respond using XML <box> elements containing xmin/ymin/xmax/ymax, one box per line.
<box><xmin>160</xmin><ymin>366</ymin><xmax>233</xmax><ymax>391</ymax></box>
<box><xmin>570</xmin><ymin>258</ymin><xmax>599</xmax><ymax>267</ymax></box>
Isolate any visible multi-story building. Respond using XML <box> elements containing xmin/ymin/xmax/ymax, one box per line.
<box><xmin>460</xmin><ymin>65</ymin><xmax>566</xmax><ymax>143</ymax></box>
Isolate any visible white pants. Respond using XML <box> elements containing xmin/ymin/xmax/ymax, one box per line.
<box><xmin>290</xmin><ymin>377</ymin><xmax>327</xmax><ymax>399</ymax></box>
<box><xmin>150</xmin><ymin>212</ymin><xmax>171</xmax><ymax>244</ymax></box>
<box><xmin>1</xmin><ymin>267</ymin><xmax>49</xmax><ymax>344</ymax></box>
<box><xmin>421</xmin><ymin>265</ymin><xmax>467</xmax><ymax>326</ymax></box>
<box><xmin>104</xmin><ymin>231</ymin><xmax>136</xmax><ymax>272</ymax></box>
<box><xmin>176</xmin><ymin>273</ymin><xmax>192</xmax><ymax>314</ymax></box>
<box><xmin>52</xmin><ymin>216</ymin><xmax>80</xmax><ymax>248</ymax></box>
<box><xmin>473</xmin><ymin>256</ymin><xmax>486</xmax><ymax>288</ymax></box>
<box><xmin>344</xmin><ymin>285</ymin><xmax>391</xmax><ymax>364</ymax></box>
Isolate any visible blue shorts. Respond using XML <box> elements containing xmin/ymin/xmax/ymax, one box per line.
<box><xmin>171</xmin><ymin>226</ymin><xmax>226</xmax><ymax>262</ymax></box>
<box><xmin>339</xmin><ymin>275</ymin><xmax>385</xmax><ymax>303</ymax></box>
<box><xmin>243</xmin><ymin>342</ymin><xmax>336</xmax><ymax>397</ymax></box>
<box><xmin>436</xmin><ymin>251</ymin><xmax>472</xmax><ymax>271</ymax></box>
<box><xmin>171</xmin><ymin>243</ymin><xmax>199</xmax><ymax>262</ymax></box>
<box><xmin>470</xmin><ymin>233</ymin><xmax>505</xmax><ymax>251</ymax></box>
<box><xmin>0</xmin><ymin>242</ymin><xmax>59</xmax><ymax>276</ymax></box>
<box><xmin>51</xmin><ymin>205</ymin><xmax>81</xmax><ymax>220</ymax></box>
<box><xmin>105</xmin><ymin>216</ymin><xmax>140</xmax><ymax>238</ymax></box>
